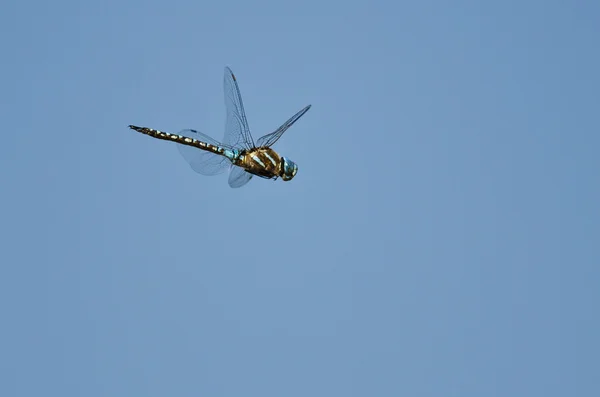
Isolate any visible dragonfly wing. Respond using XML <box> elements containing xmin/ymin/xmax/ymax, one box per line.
<box><xmin>228</xmin><ymin>165</ymin><xmax>254</xmax><ymax>188</ymax></box>
<box><xmin>176</xmin><ymin>129</ymin><xmax>231</xmax><ymax>176</ymax></box>
<box><xmin>256</xmin><ymin>105</ymin><xmax>311</xmax><ymax>148</ymax></box>
<box><xmin>223</xmin><ymin>67</ymin><xmax>255</xmax><ymax>150</ymax></box>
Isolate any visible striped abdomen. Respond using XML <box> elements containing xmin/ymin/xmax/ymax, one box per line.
<box><xmin>128</xmin><ymin>125</ymin><xmax>227</xmax><ymax>157</ymax></box>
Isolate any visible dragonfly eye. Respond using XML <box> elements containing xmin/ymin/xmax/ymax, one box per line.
<box><xmin>280</xmin><ymin>157</ymin><xmax>298</xmax><ymax>181</ymax></box>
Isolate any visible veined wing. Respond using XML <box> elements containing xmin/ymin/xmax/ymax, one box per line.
<box><xmin>223</xmin><ymin>67</ymin><xmax>255</xmax><ymax>150</ymax></box>
<box><xmin>256</xmin><ymin>105</ymin><xmax>311</xmax><ymax>148</ymax></box>
<box><xmin>176</xmin><ymin>129</ymin><xmax>231</xmax><ymax>175</ymax></box>
<box><xmin>228</xmin><ymin>165</ymin><xmax>253</xmax><ymax>188</ymax></box>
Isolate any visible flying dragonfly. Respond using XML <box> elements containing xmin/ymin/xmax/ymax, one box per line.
<box><xmin>129</xmin><ymin>67</ymin><xmax>311</xmax><ymax>188</ymax></box>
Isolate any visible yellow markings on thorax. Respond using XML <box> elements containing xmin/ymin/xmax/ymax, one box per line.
<box><xmin>263</xmin><ymin>151</ymin><xmax>278</xmax><ymax>166</ymax></box>
<box><xmin>251</xmin><ymin>154</ymin><xmax>265</xmax><ymax>167</ymax></box>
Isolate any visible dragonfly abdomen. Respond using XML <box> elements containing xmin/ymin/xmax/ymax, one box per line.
<box><xmin>128</xmin><ymin>125</ymin><xmax>225</xmax><ymax>156</ymax></box>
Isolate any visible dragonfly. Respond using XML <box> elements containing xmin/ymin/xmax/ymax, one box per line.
<box><xmin>128</xmin><ymin>67</ymin><xmax>311</xmax><ymax>188</ymax></box>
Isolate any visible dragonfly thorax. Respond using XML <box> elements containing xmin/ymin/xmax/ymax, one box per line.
<box><xmin>238</xmin><ymin>147</ymin><xmax>297</xmax><ymax>181</ymax></box>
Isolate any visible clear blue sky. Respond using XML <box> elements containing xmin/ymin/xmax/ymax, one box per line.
<box><xmin>2</xmin><ymin>1</ymin><xmax>599</xmax><ymax>396</ymax></box>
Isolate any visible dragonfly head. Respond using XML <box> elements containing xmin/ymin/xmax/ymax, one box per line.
<box><xmin>280</xmin><ymin>157</ymin><xmax>298</xmax><ymax>181</ymax></box>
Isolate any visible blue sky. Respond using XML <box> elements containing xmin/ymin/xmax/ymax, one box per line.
<box><xmin>2</xmin><ymin>1</ymin><xmax>599</xmax><ymax>396</ymax></box>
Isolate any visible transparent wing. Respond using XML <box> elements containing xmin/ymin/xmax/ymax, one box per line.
<box><xmin>176</xmin><ymin>129</ymin><xmax>231</xmax><ymax>176</ymax></box>
<box><xmin>256</xmin><ymin>105</ymin><xmax>311</xmax><ymax>148</ymax></box>
<box><xmin>223</xmin><ymin>67</ymin><xmax>255</xmax><ymax>150</ymax></box>
<box><xmin>228</xmin><ymin>165</ymin><xmax>254</xmax><ymax>188</ymax></box>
